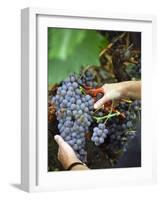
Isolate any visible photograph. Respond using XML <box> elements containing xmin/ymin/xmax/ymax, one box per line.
<box><xmin>48</xmin><ymin>28</ymin><xmax>141</xmax><ymax>171</ymax></box>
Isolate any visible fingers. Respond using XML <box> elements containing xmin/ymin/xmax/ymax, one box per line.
<box><xmin>54</xmin><ymin>135</ymin><xmax>65</xmax><ymax>146</ymax></box>
<box><xmin>94</xmin><ymin>95</ymin><xmax>108</xmax><ymax>109</ymax></box>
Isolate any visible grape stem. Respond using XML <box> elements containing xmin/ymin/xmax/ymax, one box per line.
<box><xmin>104</xmin><ymin>101</ymin><xmax>114</xmax><ymax>124</ymax></box>
<box><xmin>121</xmin><ymin>99</ymin><xmax>132</xmax><ymax>103</ymax></box>
<box><xmin>79</xmin><ymin>86</ymin><xmax>86</xmax><ymax>95</ymax></box>
<box><xmin>93</xmin><ymin>111</ymin><xmax>120</xmax><ymax>123</ymax></box>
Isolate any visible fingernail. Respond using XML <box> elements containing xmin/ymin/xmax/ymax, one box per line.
<box><xmin>54</xmin><ymin>135</ymin><xmax>58</xmax><ymax>141</ymax></box>
<box><xmin>94</xmin><ymin>104</ymin><xmax>98</xmax><ymax>109</ymax></box>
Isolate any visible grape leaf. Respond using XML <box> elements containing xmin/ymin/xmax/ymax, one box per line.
<box><xmin>48</xmin><ymin>28</ymin><xmax>86</xmax><ymax>60</ymax></box>
<box><xmin>48</xmin><ymin>28</ymin><xmax>108</xmax><ymax>84</ymax></box>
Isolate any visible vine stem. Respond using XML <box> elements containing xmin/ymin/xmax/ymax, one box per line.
<box><xmin>79</xmin><ymin>86</ymin><xmax>86</xmax><ymax>95</ymax></box>
<box><xmin>104</xmin><ymin>101</ymin><xmax>114</xmax><ymax>124</ymax></box>
<box><xmin>93</xmin><ymin>111</ymin><xmax>120</xmax><ymax>123</ymax></box>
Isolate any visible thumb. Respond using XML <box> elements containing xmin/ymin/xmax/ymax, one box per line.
<box><xmin>54</xmin><ymin>135</ymin><xmax>65</xmax><ymax>147</ymax></box>
<box><xmin>94</xmin><ymin>95</ymin><xmax>109</xmax><ymax>109</ymax></box>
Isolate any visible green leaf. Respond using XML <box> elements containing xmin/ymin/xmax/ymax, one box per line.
<box><xmin>48</xmin><ymin>28</ymin><xmax>108</xmax><ymax>84</ymax></box>
<box><xmin>48</xmin><ymin>28</ymin><xmax>86</xmax><ymax>60</ymax></box>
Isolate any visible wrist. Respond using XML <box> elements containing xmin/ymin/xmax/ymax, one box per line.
<box><xmin>65</xmin><ymin>158</ymin><xmax>81</xmax><ymax>170</ymax></box>
<box><xmin>71</xmin><ymin>164</ymin><xmax>89</xmax><ymax>170</ymax></box>
<box><xmin>67</xmin><ymin>161</ymin><xmax>87</xmax><ymax>170</ymax></box>
<box><xmin>68</xmin><ymin>162</ymin><xmax>89</xmax><ymax>170</ymax></box>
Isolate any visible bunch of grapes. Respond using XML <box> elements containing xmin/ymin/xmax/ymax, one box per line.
<box><xmin>81</xmin><ymin>70</ymin><xmax>98</xmax><ymax>88</ymax></box>
<box><xmin>53</xmin><ymin>74</ymin><xmax>94</xmax><ymax>162</ymax></box>
<box><xmin>91</xmin><ymin>123</ymin><xmax>109</xmax><ymax>146</ymax></box>
<box><xmin>103</xmin><ymin>100</ymin><xmax>141</xmax><ymax>153</ymax></box>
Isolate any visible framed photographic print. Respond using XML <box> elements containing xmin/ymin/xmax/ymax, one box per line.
<box><xmin>21</xmin><ymin>7</ymin><xmax>156</xmax><ymax>192</ymax></box>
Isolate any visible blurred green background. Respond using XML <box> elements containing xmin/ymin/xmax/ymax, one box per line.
<box><xmin>48</xmin><ymin>28</ymin><xmax>108</xmax><ymax>85</ymax></box>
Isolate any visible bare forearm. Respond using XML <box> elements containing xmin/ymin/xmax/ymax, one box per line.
<box><xmin>121</xmin><ymin>81</ymin><xmax>141</xmax><ymax>100</ymax></box>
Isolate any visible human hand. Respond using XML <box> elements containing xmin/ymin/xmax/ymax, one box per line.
<box><xmin>94</xmin><ymin>81</ymin><xmax>141</xmax><ymax>109</ymax></box>
<box><xmin>54</xmin><ymin>135</ymin><xmax>81</xmax><ymax>169</ymax></box>
<box><xmin>94</xmin><ymin>82</ymin><xmax>125</xmax><ymax>109</ymax></box>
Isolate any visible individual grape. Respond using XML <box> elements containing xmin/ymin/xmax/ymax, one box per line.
<box><xmin>80</xmin><ymin>103</ymin><xmax>85</xmax><ymax>110</ymax></box>
<box><xmin>122</xmin><ymin>124</ymin><xmax>126</xmax><ymax>130</ymax></box>
<box><xmin>62</xmin><ymin>99</ymin><xmax>68</xmax><ymax>106</ymax></box>
<box><xmin>60</xmin><ymin>89</ymin><xmax>66</xmax><ymax>96</ymax></box>
<box><xmin>98</xmin><ymin>123</ymin><xmax>105</xmax><ymax>129</ymax></box>
<box><xmin>75</xmin><ymin>89</ymin><xmax>81</xmax><ymax>95</ymax></box>
<box><xmin>72</xmin><ymin>132</ymin><xmax>77</xmax><ymax>137</ymax></box>
<box><xmin>67</xmin><ymin>90</ymin><xmax>72</xmax><ymax>96</ymax></box>
<box><xmin>71</xmin><ymin>104</ymin><xmax>76</xmax><ymax>110</ymax></box>
<box><xmin>73</xmin><ymin>144</ymin><xmax>79</xmax><ymax>150</ymax></box>
<box><xmin>70</xmin><ymin>97</ymin><xmax>75</xmax><ymax>103</ymax></box>
<box><xmin>77</xmin><ymin>139</ymin><xmax>82</xmax><ymax>145</ymax></box>
<box><xmin>64</xmin><ymin>127</ymin><xmax>70</xmax><ymax>134</ymax></box>
<box><xmin>126</xmin><ymin>121</ymin><xmax>133</xmax><ymax>128</ymax></box>
<box><xmin>76</xmin><ymin>99</ymin><xmax>81</xmax><ymax>105</ymax></box>
<box><xmin>68</xmin><ymin>86</ymin><xmax>74</xmax><ymax>91</ymax></box>
<box><xmin>73</xmin><ymin>82</ymin><xmax>78</xmax><ymax>88</ymax></box>
<box><xmin>88</xmin><ymin>99</ymin><xmax>94</xmax><ymax>106</ymax></box>
<box><xmin>70</xmin><ymin>75</ymin><xmax>76</xmax><ymax>82</ymax></box>
<box><xmin>78</xmin><ymin>110</ymin><xmax>83</xmax><ymax>115</ymax></box>
<box><xmin>66</xmin><ymin>135</ymin><xmax>71</xmax><ymax>141</ymax></box>
<box><xmin>84</xmin><ymin>107</ymin><xmax>89</xmax><ymax>112</ymax></box>
<box><xmin>85</xmin><ymin>95</ymin><xmax>91</xmax><ymax>101</ymax></box>
<box><xmin>68</xmin><ymin>140</ymin><xmax>75</xmax><ymax>146</ymax></box>
<box><xmin>99</xmin><ymin>137</ymin><xmax>104</xmax><ymax>144</ymax></box>
<box><xmin>72</xmin><ymin>110</ymin><xmax>77</xmax><ymax>116</ymax></box>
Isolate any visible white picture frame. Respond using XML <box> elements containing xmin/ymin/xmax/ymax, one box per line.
<box><xmin>21</xmin><ymin>7</ymin><xmax>157</xmax><ymax>192</ymax></box>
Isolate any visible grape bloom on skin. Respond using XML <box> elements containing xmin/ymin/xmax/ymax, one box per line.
<box><xmin>53</xmin><ymin>74</ymin><xmax>94</xmax><ymax>162</ymax></box>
